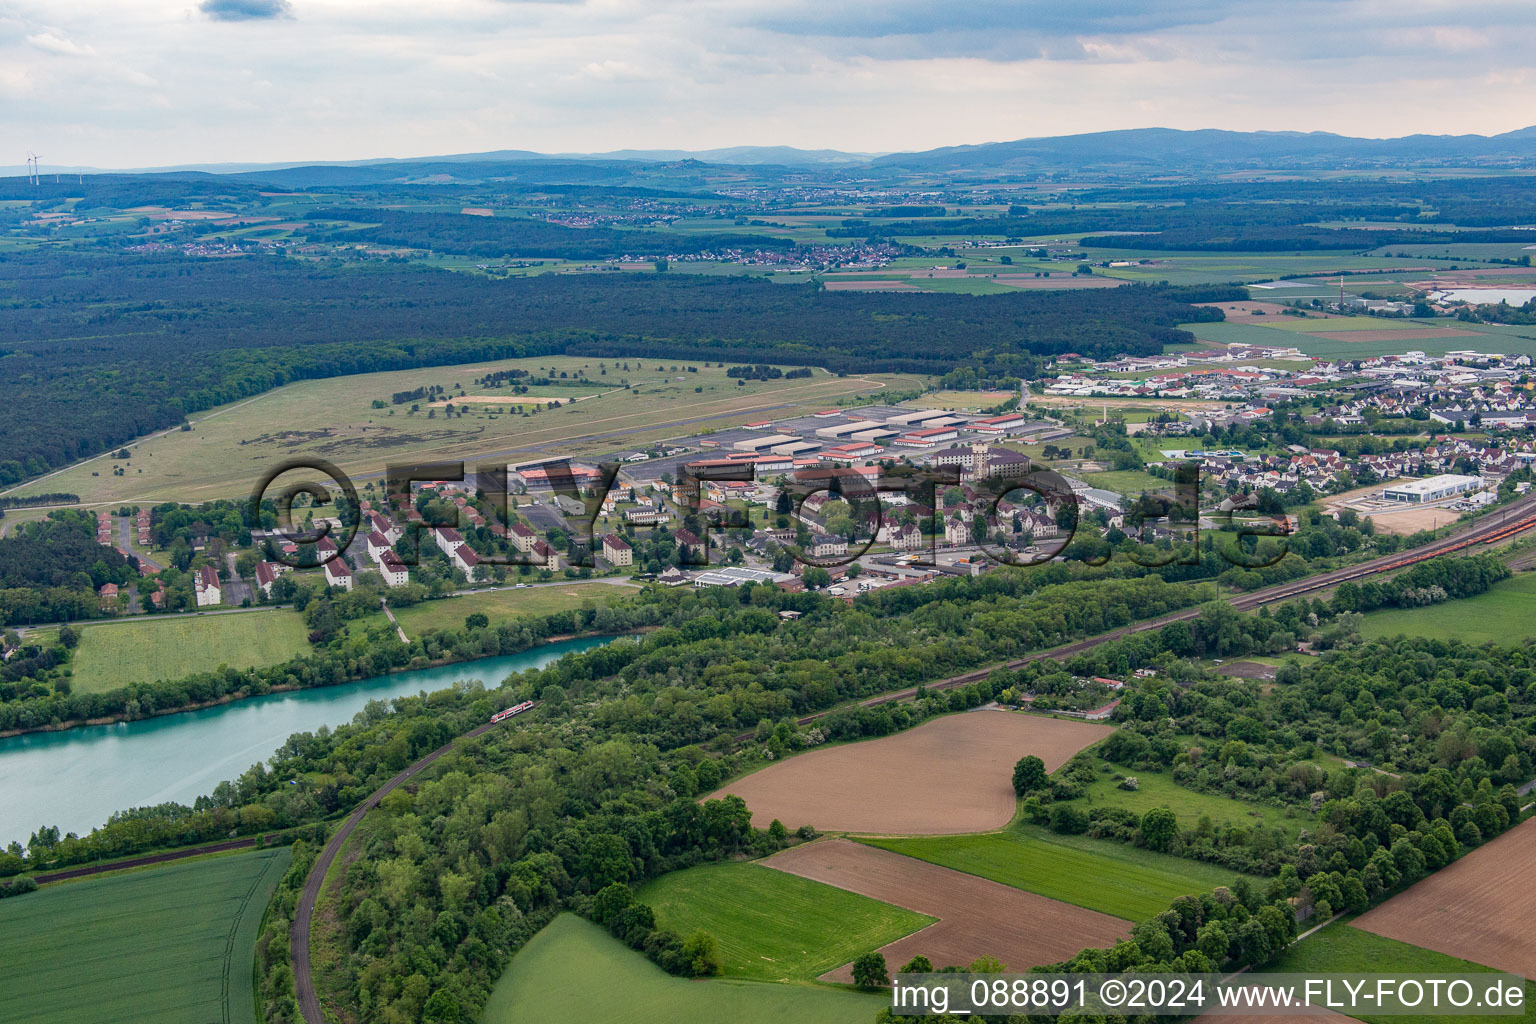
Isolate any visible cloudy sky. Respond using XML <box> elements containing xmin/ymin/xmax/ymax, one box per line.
<box><xmin>3</xmin><ymin>0</ymin><xmax>1535</xmax><ymax>168</ymax></box>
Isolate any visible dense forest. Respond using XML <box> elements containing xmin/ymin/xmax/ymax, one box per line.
<box><xmin>0</xmin><ymin>250</ymin><xmax>1234</xmax><ymax>476</ymax></box>
<box><xmin>303</xmin><ymin>208</ymin><xmax>792</xmax><ymax>259</ymax></box>
<box><xmin>0</xmin><ymin>513</ymin><xmax>137</xmax><ymax>626</ymax></box>
<box><xmin>834</xmin><ymin>202</ymin><xmax>1536</xmax><ymax>251</ymax></box>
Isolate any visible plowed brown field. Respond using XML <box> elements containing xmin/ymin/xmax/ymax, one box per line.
<box><xmin>707</xmin><ymin>711</ymin><xmax>1113</xmax><ymax>834</ymax></box>
<box><xmin>1352</xmin><ymin>817</ymin><xmax>1536</xmax><ymax>979</ymax></box>
<box><xmin>765</xmin><ymin>839</ymin><xmax>1131</xmax><ymax>981</ymax></box>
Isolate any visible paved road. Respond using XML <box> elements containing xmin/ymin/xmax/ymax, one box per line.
<box><xmin>291</xmin><ymin>706</ymin><xmax>538</xmax><ymax>1024</ymax></box>
<box><xmin>114</xmin><ymin>516</ymin><xmax>163</xmax><ymax>572</ymax></box>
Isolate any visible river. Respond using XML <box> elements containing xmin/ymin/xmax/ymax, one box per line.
<box><xmin>0</xmin><ymin>636</ymin><xmax>613</xmax><ymax>846</ymax></box>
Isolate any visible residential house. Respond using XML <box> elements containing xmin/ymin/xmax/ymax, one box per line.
<box><xmin>194</xmin><ymin>565</ymin><xmax>222</xmax><ymax>607</ymax></box>
<box><xmin>601</xmin><ymin>534</ymin><xmax>633</xmax><ymax>566</ymax></box>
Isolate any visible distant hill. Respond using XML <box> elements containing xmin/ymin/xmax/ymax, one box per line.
<box><xmin>874</xmin><ymin>126</ymin><xmax>1536</xmax><ymax>172</ymax></box>
<box><xmin>12</xmin><ymin>126</ymin><xmax>1536</xmax><ymax>182</ymax></box>
<box><xmin>577</xmin><ymin>146</ymin><xmax>881</xmax><ymax>165</ymax></box>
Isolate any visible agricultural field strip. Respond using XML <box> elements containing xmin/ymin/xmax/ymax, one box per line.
<box><xmin>708</xmin><ymin>711</ymin><xmax>1113</xmax><ymax>835</ymax></box>
<box><xmin>481</xmin><ymin>914</ymin><xmax>887</xmax><ymax>1024</ymax></box>
<box><xmin>0</xmin><ymin>848</ymin><xmax>289</xmax><ymax>1024</ymax></box>
<box><xmin>1352</xmin><ymin>817</ymin><xmax>1536</xmax><ymax>980</ymax></box>
<box><xmin>1265</xmin><ymin>920</ymin><xmax>1524</xmax><ymax>1024</ymax></box>
<box><xmin>636</xmin><ymin>861</ymin><xmax>935</xmax><ymax>982</ymax></box>
<box><xmin>763</xmin><ymin>839</ymin><xmax>1132</xmax><ymax>981</ymax></box>
<box><xmin>858</xmin><ymin>828</ymin><xmax>1252</xmax><ymax>921</ymax></box>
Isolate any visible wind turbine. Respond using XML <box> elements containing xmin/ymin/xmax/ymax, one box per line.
<box><xmin>25</xmin><ymin>152</ymin><xmax>42</xmax><ymax>186</ymax></box>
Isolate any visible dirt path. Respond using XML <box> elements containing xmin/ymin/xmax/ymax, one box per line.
<box><xmin>31</xmin><ymin>837</ymin><xmax>259</xmax><ymax>884</ymax></box>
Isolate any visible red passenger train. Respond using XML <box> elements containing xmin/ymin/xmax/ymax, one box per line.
<box><xmin>490</xmin><ymin>700</ymin><xmax>536</xmax><ymax>723</ymax></box>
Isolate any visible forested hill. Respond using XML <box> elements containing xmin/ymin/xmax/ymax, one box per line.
<box><xmin>0</xmin><ymin>251</ymin><xmax>1236</xmax><ymax>480</ymax></box>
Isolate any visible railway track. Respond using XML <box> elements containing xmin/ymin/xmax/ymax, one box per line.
<box><xmin>786</xmin><ymin>493</ymin><xmax>1536</xmax><ymax>724</ymax></box>
<box><xmin>291</xmin><ymin>704</ymin><xmax>539</xmax><ymax>1024</ymax></box>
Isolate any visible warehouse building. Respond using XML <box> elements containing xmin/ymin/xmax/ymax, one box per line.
<box><xmin>1382</xmin><ymin>474</ymin><xmax>1483</xmax><ymax>503</ymax></box>
<box><xmin>815</xmin><ymin>419</ymin><xmax>887</xmax><ymax>440</ymax></box>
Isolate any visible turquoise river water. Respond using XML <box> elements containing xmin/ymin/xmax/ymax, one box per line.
<box><xmin>0</xmin><ymin>635</ymin><xmax>612</xmax><ymax>845</ymax></box>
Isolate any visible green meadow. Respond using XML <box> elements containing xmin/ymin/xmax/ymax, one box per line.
<box><xmin>69</xmin><ymin>611</ymin><xmax>311</xmax><ymax>692</ymax></box>
<box><xmin>635</xmin><ymin>861</ymin><xmax>933</xmax><ymax>982</ymax></box>
<box><xmin>1360</xmin><ymin>571</ymin><xmax>1536</xmax><ymax>645</ymax></box>
<box><xmin>482</xmin><ymin>914</ymin><xmax>888</xmax><ymax>1024</ymax></box>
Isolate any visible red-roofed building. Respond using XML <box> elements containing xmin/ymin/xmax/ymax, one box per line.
<box><xmin>897</xmin><ymin>427</ymin><xmax>959</xmax><ymax>448</ymax></box>
<box><xmin>972</xmin><ymin>413</ymin><xmax>1025</xmax><ymax>433</ymax></box>
<box><xmin>601</xmin><ymin>534</ymin><xmax>633</xmax><ymax>566</ymax></box>
<box><xmin>194</xmin><ymin>565</ymin><xmax>222</xmax><ymax>606</ymax></box>
<box><xmin>1084</xmin><ymin>697</ymin><xmax>1122</xmax><ymax>721</ymax></box>
<box><xmin>509</xmin><ymin>521</ymin><xmax>538</xmax><ymax>552</ymax></box>
<box><xmin>377</xmin><ymin>553</ymin><xmax>410</xmax><ymax>588</ymax></box>
<box><xmin>254</xmin><ymin>560</ymin><xmax>286</xmax><ymax>597</ymax></box>
<box><xmin>452</xmin><ymin>544</ymin><xmax>482</xmax><ymax>580</ymax></box>
<box><xmin>324</xmin><ymin>557</ymin><xmax>354</xmax><ymax>591</ymax></box>
<box><xmin>532</xmin><ymin>540</ymin><xmax>561</xmax><ymax>570</ymax></box>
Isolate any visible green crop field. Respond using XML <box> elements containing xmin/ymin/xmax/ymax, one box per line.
<box><xmin>69</xmin><ymin>610</ymin><xmax>312</xmax><ymax>692</ymax></box>
<box><xmin>1360</xmin><ymin>571</ymin><xmax>1536</xmax><ymax>644</ymax></box>
<box><xmin>636</xmin><ymin>861</ymin><xmax>933</xmax><ymax>982</ymax></box>
<box><xmin>859</xmin><ymin>824</ymin><xmax>1255</xmax><ymax>921</ymax></box>
<box><xmin>366</xmin><ymin>582</ymin><xmax>637</xmax><ymax>636</ymax></box>
<box><xmin>1179</xmin><ymin>321</ymin><xmax>1309</xmax><ymax>348</ymax></box>
<box><xmin>1259</xmin><ymin>316</ymin><xmax>1422</xmax><ymax>332</ymax></box>
<box><xmin>908</xmin><ymin>277</ymin><xmax>1022</xmax><ymax>295</ymax></box>
<box><xmin>483</xmin><ymin>913</ymin><xmax>887</xmax><ymax>1024</ymax></box>
<box><xmin>13</xmin><ymin>354</ymin><xmax>925</xmax><ymax>506</ymax></box>
<box><xmin>1270</xmin><ymin>921</ymin><xmax>1531</xmax><ymax>1024</ymax></box>
<box><xmin>0</xmin><ymin>848</ymin><xmax>290</xmax><ymax>1024</ymax></box>
<box><xmin>908</xmin><ymin>390</ymin><xmax>1018</xmax><ymax>411</ymax></box>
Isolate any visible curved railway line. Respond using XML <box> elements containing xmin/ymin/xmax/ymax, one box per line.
<box><xmin>291</xmin><ymin>706</ymin><xmax>539</xmax><ymax>1024</ymax></box>
<box><xmin>289</xmin><ymin>493</ymin><xmax>1536</xmax><ymax>1023</ymax></box>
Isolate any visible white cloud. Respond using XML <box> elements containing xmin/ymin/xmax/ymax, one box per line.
<box><xmin>0</xmin><ymin>0</ymin><xmax>1534</xmax><ymax>167</ymax></box>
<box><xmin>25</xmin><ymin>31</ymin><xmax>94</xmax><ymax>56</ymax></box>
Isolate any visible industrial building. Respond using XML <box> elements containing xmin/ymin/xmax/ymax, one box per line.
<box><xmin>734</xmin><ymin>433</ymin><xmax>802</xmax><ymax>452</ymax></box>
<box><xmin>896</xmin><ymin>426</ymin><xmax>959</xmax><ymax>448</ymax></box>
<box><xmin>1382</xmin><ymin>474</ymin><xmax>1483</xmax><ymax>503</ymax></box>
<box><xmin>815</xmin><ymin>419</ymin><xmax>887</xmax><ymax>440</ymax></box>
